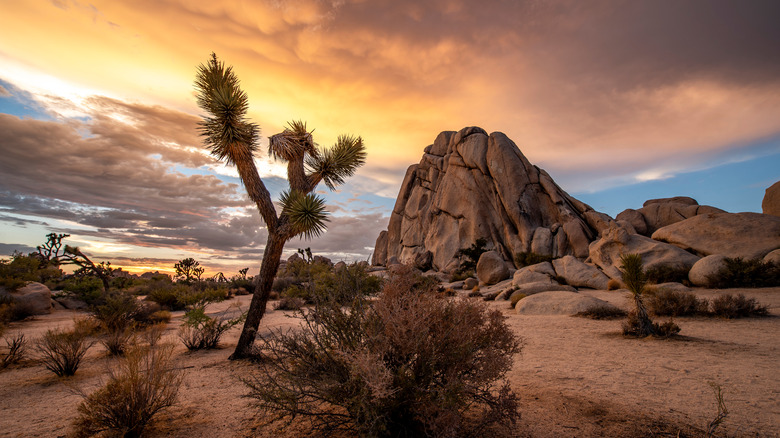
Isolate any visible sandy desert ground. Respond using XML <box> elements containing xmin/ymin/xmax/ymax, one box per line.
<box><xmin>1</xmin><ymin>287</ymin><xmax>778</xmax><ymax>437</ymax></box>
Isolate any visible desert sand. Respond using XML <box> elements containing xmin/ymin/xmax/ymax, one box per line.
<box><xmin>1</xmin><ymin>287</ymin><xmax>778</xmax><ymax>437</ymax></box>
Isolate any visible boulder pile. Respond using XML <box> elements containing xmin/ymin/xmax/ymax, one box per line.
<box><xmin>372</xmin><ymin>127</ymin><xmax>780</xmax><ymax>293</ymax></box>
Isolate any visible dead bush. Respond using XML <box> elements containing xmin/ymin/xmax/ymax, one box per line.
<box><xmin>37</xmin><ymin>328</ymin><xmax>94</xmax><ymax>376</ymax></box>
<box><xmin>607</xmin><ymin>279</ymin><xmax>621</xmax><ymax>291</ymax></box>
<box><xmin>73</xmin><ymin>344</ymin><xmax>182</xmax><ymax>438</ymax></box>
<box><xmin>245</xmin><ymin>267</ymin><xmax>521</xmax><ymax>437</ymax></box>
<box><xmin>709</xmin><ymin>294</ymin><xmax>769</xmax><ymax>319</ymax></box>
<box><xmin>573</xmin><ymin>306</ymin><xmax>627</xmax><ymax>320</ymax></box>
<box><xmin>102</xmin><ymin>328</ymin><xmax>134</xmax><ymax>356</ymax></box>
<box><xmin>646</xmin><ymin>288</ymin><xmax>708</xmax><ymax>317</ymax></box>
<box><xmin>1</xmin><ymin>332</ymin><xmax>27</xmax><ymax>370</ymax></box>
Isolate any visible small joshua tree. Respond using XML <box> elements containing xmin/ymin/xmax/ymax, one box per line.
<box><xmin>195</xmin><ymin>53</ymin><xmax>366</xmax><ymax>359</ymax></box>
<box><xmin>621</xmin><ymin>254</ymin><xmax>657</xmax><ymax>337</ymax></box>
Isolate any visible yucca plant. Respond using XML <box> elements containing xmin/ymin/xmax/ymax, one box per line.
<box><xmin>194</xmin><ymin>54</ymin><xmax>366</xmax><ymax>358</ymax></box>
<box><xmin>620</xmin><ymin>254</ymin><xmax>657</xmax><ymax>337</ymax></box>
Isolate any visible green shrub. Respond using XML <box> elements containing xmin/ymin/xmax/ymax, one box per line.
<box><xmin>37</xmin><ymin>328</ymin><xmax>94</xmax><ymax>376</ymax></box>
<box><xmin>178</xmin><ymin>305</ymin><xmax>245</xmax><ymax>351</ymax></box>
<box><xmin>645</xmin><ymin>288</ymin><xmax>708</xmax><ymax>317</ymax></box>
<box><xmin>0</xmin><ymin>253</ymin><xmax>63</xmax><ymax>291</ymax></box>
<box><xmin>246</xmin><ymin>266</ymin><xmax>521</xmax><ymax>437</ymax></box>
<box><xmin>514</xmin><ymin>252</ymin><xmax>554</xmax><ymax>268</ymax></box>
<box><xmin>281</xmin><ymin>262</ymin><xmax>383</xmax><ymax>305</ymax></box>
<box><xmin>707</xmin><ymin>258</ymin><xmax>780</xmax><ymax>288</ymax></box>
<box><xmin>73</xmin><ymin>344</ymin><xmax>182</xmax><ymax>438</ymax></box>
<box><xmin>58</xmin><ymin>276</ymin><xmax>105</xmax><ymax>305</ymax></box>
<box><xmin>709</xmin><ymin>294</ymin><xmax>769</xmax><ymax>318</ymax></box>
<box><xmin>645</xmin><ymin>264</ymin><xmax>691</xmax><ymax>285</ymax></box>
<box><xmin>145</xmin><ymin>284</ymin><xmax>227</xmax><ymax>311</ymax></box>
<box><xmin>91</xmin><ymin>293</ymin><xmax>143</xmax><ymax>332</ymax></box>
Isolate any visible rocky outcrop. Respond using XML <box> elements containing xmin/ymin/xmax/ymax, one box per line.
<box><xmin>372</xmin><ymin>127</ymin><xmax>607</xmax><ymax>270</ymax></box>
<box><xmin>616</xmin><ymin>197</ymin><xmax>725</xmax><ymax>237</ymax></box>
<box><xmin>589</xmin><ymin>225</ymin><xmax>700</xmax><ymax>280</ymax></box>
<box><xmin>552</xmin><ymin>256</ymin><xmax>610</xmax><ymax>290</ymax></box>
<box><xmin>763</xmin><ymin>181</ymin><xmax>780</xmax><ymax>217</ymax></box>
<box><xmin>515</xmin><ymin>291</ymin><xmax>618</xmax><ymax>315</ymax></box>
<box><xmin>652</xmin><ymin>212</ymin><xmax>780</xmax><ymax>260</ymax></box>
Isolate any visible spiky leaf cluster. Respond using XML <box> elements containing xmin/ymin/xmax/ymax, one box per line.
<box><xmin>620</xmin><ymin>253</ymin><xmax>647</xmax><ymax>296</ymax></box>
<box><xmin>280</xmin><ymin>190</ymin><xmax>329</xmax><ymax>240</ymax></box>
<box><xmin>307</xmin><ymin>135</ymin><xmax>367</xmax><ymax>190</ymax></box>
<box><xmin>195</xmin><ymin>53</ymin><xmax>259</xmax><ymax>166</ymax></box>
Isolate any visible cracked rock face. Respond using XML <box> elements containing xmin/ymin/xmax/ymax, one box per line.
<box><xmin>372</xmin><ymin>127</ymin><xmax>606</xmax><ymax>271</ymax></box>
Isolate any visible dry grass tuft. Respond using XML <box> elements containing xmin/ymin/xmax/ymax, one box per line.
<box><xmin>73</xmin><ymin>343</ymin><xmax>182</xmax><ymax>438</ymax></box>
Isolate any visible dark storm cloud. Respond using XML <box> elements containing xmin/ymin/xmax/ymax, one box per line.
<box><xmin>0</xmin><ymin>97</ymin><xmax>275</xmax><ymax>256</ymax></box>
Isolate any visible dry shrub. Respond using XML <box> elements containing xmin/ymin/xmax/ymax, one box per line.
<box><xmin>37</xmin><ymin>328</ymin><xmax>94</xmax><ymax>376</ymax></box>
<box><xmin>646</xmin><ymin>288</ymin><xmax>708</xmax><ymax>317</ymax></box>
<box><xmin>622</xmin><ymin>312</ymin><xmax>680</xmax><ymax>338</ymax></box>
<box><xmin>710</xmin><ymin>294</ymin><xmax>768</xmax><ymax>319</ymax></box>
<box><xmin>467</xmin><ymin>287</ymin><xmax>482</xmax><ymax>298</ymax></box>
<box><xmin>273</xmin><ymin>296</ymin><xmax>304</xmax><ymax>311</ymax></box>
<box><xmin>246</xmin><ymin>265</ymin><xmax>521</xmax><ymax>437</ymax></box>
<box><xmin>141</xmin><ymin>323</ymin><xmax>167</xmax><ymax>348</ymax></box>
<box><xmin>607</xmin><ymin>279</ymin><xmax>621</xmax><ymax>291</ymax></box>
<box><xmin>178</xmin><ymin>305</ymin><xmax>244</xmax><ymax>351</ymax></box>
<box><xmin>73</xmin><ymin>344</ymin><xmax>182</xmax><ymax>438</ymax></box>
<box><xmin>148</xmin><ymin>310</ymin><xmax>171</xmax><ymax>324</ymax></box>
<box><xmin>102</xmin><ymin>328</ymin><xmax>134</xmax><ymax>356</ymax></box>
<box><xmin>573</xmin><ymin>306</ymin><xmax>627</xmax><ymax>320</ymax></box>
<box><xmin>1</xmin><ymin>332</ymin><xmax>27</xmax><ymax>369</ymax></box>
<box><xmin>72</xmin><ymin>316</ymin><xmax>103</xmax><ymax>337</ymax></box>
<box><xmin>510</xmin><ymin>292</ymin><xmax>526</xmax><ymax>308</ymax></box>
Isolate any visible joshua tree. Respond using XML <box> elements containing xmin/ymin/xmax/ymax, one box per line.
<box><xmin>174</xmin><ymin>258</ymin><xmax>204</xmax><ymax>284</ymax></box>
<box><xmin>195</xmin><ymin>53</ymin><xmax>366</xmax><ymax>359</ymax></box>
<box><xmin>620</xmin><ymin>253</ymin><xmax>657</xmax><ymax>337</ymax></box>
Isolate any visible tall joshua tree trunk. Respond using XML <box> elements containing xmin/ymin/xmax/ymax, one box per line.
<box><xmin>233</xmin><ymin>232</ymin><xmax>287</xmax><ymax>358</ymax></box>
<box><xmin>194</xmin><ymin>54</ymin><xmax>366</xmax><ymax>360</ymax></box>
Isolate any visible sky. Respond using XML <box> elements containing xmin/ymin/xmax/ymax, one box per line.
<box><xmin>1</xmin><ymin>0</ymin><xmax>779</xmax><ymax>277</ymax></box>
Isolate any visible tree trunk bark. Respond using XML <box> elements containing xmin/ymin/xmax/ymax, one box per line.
<box><xmin>634</xmin><ymin>294</ymin><xmax>656</xmax><ymax>337</ymax></box>
<box><xmin>230</xmin><ymin>232</ymin><xmax>287</xmax><ymax>360</ymax></box>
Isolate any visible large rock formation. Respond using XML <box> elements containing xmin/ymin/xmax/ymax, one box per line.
<box><xmin>651</xmin><ymin>212</ymin><xmax>780</xmax><ymax>260</ymax></box>
<box><xmin>588</xmin><ymin>225</ymin><xmax>701</xmax><ymax>280</ymax></box>
<box><xmin>372</xmin><ymin>127</ymin><xmax>607</xmax><ymax>271</ymax></box>
<box><xmin>616</xmin><ymin>197</ymin><xmax>724</xmax><ymax>236</ymax></box>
